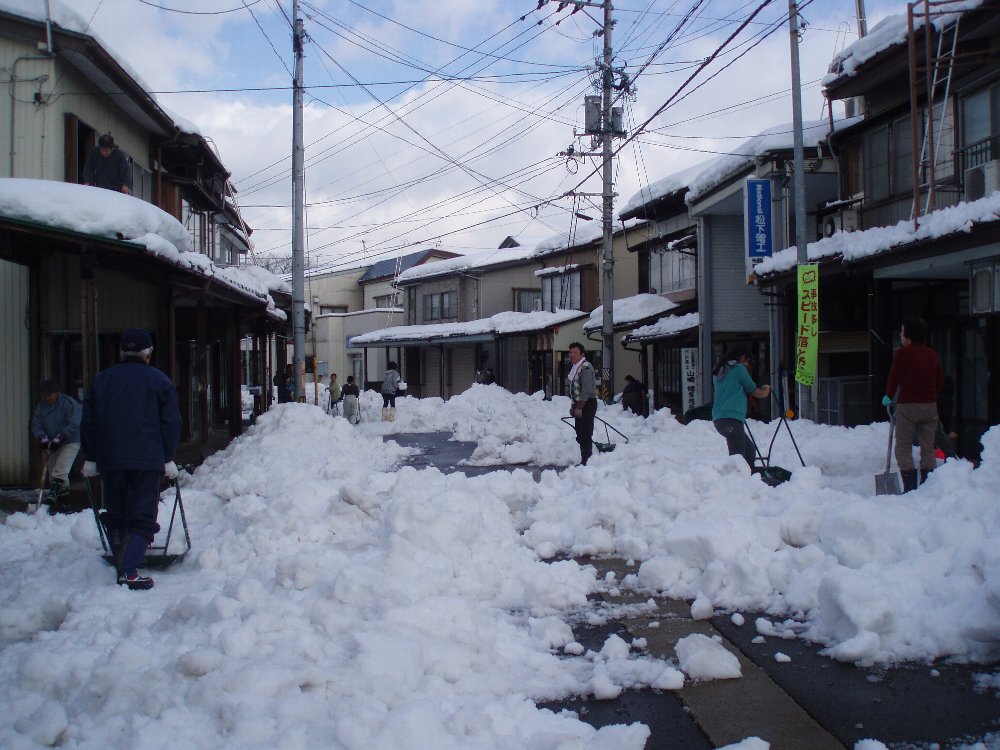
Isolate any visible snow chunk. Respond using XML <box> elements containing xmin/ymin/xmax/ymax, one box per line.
<box><xmin>675</xmin><ymin>634</ymin><xmax>742</xmax><ymax>681</ymax></box>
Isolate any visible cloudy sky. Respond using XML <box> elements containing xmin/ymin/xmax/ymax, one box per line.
<box><xmin>62</xmin><ymin>0</ymin><xmax>903</xmax><ymax>270</ymax></box>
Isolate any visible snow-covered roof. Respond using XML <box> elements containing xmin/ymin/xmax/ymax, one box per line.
<box><xmin>583</xmin><ymin>294</ymin><xmax>678</xmax><ymax>332</ymax></box>
<box><xmin>823</xmin><ymin>1</ymin><xmax>986</xmax><ymax>86</ymax></box>
<box><xmin>755</xmin><ymin>191</ymin><xmax>1000</xmax><ymax>277</ymax></box>
<box><xmin>0</xmin><ymin>0</ymin><xmax>208</xmax><ymax>140</ymax></box>
<box><xmin>619</xmin><ymin>161</ymin><xmax>704</xmax><ymax>218</ymax></box>
<box><xmin>621</xmin><ymin>119</ymin><xmax>859</xmax><ymax>219</ymax></box>
<box><xmin>349</xmin><ymin>309</ymin><xmax>586</xmax><ymax>346</ymax></box>
<box><xmin>397</xmin><ymin>221</ymin><xmax>646</xmax><ymax>283</ymax></box>
<box><xmin>624</xmin><ymin>312</ymin><xmax>700</xmax><ymax>343</ymax></box>
<box><xmin>0</xmin><ymin>179</ymin><xmax>288</xmax><ymax>316</ymax></box>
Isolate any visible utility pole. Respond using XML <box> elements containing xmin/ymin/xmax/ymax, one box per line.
<box><xmin>290</xmin><ymin>0</ymin><xmax>307</xmax><ymax>401</ymax></box>
<box><xmin>789</xmin><ymin>0</ymin><xmax>813</xmax><ymax>421</ymax></box>
<box><xmin>557</xmin><ymin>0</ymin><xmax>624</xmax><ymax>401</ymax></box>
<box><xmin>599</xmin><ymin>0</ymin><xmax>615</xmax><ymax>402</ymax></box>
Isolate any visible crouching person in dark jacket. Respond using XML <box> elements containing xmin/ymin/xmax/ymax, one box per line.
<box><xmin>81</xmin><ymin>328</ymin><xmax>181</xmax><ymax>590</ymax></box>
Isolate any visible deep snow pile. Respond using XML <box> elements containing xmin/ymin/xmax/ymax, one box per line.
<box><xmin>360</xmin><ymin>385</ymin><xmax>1000</xmax><ymax>665</ymax></box>
<box><xmin>2</xmin><ymin>385</ymin><xmax>999</xmax><ymax>748</ymax></box>
<box><xmin>0</xmin><ymin>403</ymin><xmax>678</xmax><ymax>749</ymax></box>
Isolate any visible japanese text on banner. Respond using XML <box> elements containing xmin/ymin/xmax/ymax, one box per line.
<box><xmin>795</xmin><ymin>264</ymin><xmax>819</xmax><ymax>387</ymax></box>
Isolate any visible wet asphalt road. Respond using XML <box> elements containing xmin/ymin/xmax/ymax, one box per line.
<box><xmin>386</xmin><ymin>431</ymin><xmax>1000</xmax><ymax>749</ymax></box>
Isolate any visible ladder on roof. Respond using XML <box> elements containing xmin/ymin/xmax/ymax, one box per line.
<box><xmin>907</xmin><ymin>0</ymin><xmax>962</xmax><ymax>223</ymax></box>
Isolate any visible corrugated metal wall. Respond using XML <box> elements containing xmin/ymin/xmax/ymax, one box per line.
<box><xmin>1</xmin><ymin>259</ymin><xmax>31</xmax><ymax>485</ymax></box>
<box><xmin>709</xmin><ymin>215</ymin><xmax>769</xmax><ymax>332</ymax></box>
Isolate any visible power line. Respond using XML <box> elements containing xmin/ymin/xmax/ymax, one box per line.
<box><xmin>133</xmin><ymin>0</ymin><xmax>265</xmax><ymax>14</ymax></box>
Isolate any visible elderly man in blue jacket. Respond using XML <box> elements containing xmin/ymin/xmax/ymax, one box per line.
<box><xmin>81</xmin><ymin>328</ymin><xmax>181</xmax><ymax>590</ymax></box>
<box><xmin>31</xmin><ymin>379</ymin><xmax>82</xmax><ymax>509</ymax></box>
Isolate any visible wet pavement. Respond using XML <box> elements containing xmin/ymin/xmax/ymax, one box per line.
<box><xmin>384</xmin><ymin>430</ymin><xmax>1000</xmax><ymax>749</ymax></box>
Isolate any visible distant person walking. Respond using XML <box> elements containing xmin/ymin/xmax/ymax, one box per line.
<box><xmin>883</xmin><ymin>318</ymin><xmax>944</xmax><ymax>492</ymax></box>
<box><xmin>566</xmin><ymin>342</ymin><xmax>598</xmax><ymax>465</ymax></box>
<box><xmin>274</xmin><ymin>364</ymin><xmax>294</xmax><ymax>404</ymax></box>
<box><xmin>328</xmin><ymin>373</ymin><xmax>342</xmax><ymax>415</ymax></box>
<box><xmin>711</xmin><ymin>345</ymin><xmax>770</xmax><ymax>467</ymax></box>
<box><xmin>31</xmin><ymin>379</ymin><xmax>82</xmax><ymax>512</ymax></box>
<box><xmin>81</xmin><ymin>328</ymin><xmax>181</xmax><ymax>590</ymax></box>
<box><xmin>82</xmin><ymin>133</ymin><xmax>131</xmax><ymax>193</ymax></box>
<box><xmin>342</xmin><ymin>375</ymin><xmax>360</xmax><ymax>424</ymax></box>
<box><xmin>381</xmin><ymin>361</ymin><xmax>400</xmax><ymax>421</ymax></box>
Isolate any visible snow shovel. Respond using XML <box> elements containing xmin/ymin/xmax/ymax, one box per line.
<box><xmin>875</xmin><ymin>404</ymin><xmax>903</xmax><ymax>495</ymax></box>
<box><xmin>560</xmin><ymin>415</ymin><xmax>629</xmax><ymax>453</ymax></box>
<box><xmin>86</xmin><ymin>475</ymin><xmax>192</xmax><ymax>568</ymax></box>
<box><xmin>744</xmin><ymin>421</ymin><xmax>792</xmax><ymax>487</ymax></box>
<box><xmin>34</xmin><ymin>450</ymin><xmax>50</xmax><ymax>513</ymax></box>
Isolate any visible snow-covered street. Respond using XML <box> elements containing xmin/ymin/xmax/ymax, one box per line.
<box><xmin>2</xmin><ymin>385</ymin><xmax>1000</xmax><ymax>749</ymax></box>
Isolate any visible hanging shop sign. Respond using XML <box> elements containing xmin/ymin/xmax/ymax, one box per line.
<box><xmin>795</xmin><ymin>264</ymin><xmax>819</xmax><ymax>387</ymax></box>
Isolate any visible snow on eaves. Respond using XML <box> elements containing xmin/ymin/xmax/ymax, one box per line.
<box><xmin>0</xmin><ymin>179</ymin><xmax>287</xmax><ymax>316</ymax></box>
<box><xmin>823</xmin><ymin>1</ymin><xmax>986</xmax><ymax>86</ymax></box>
<box><xmin>755</xmin><ymin>191</ymin><xmax>1000</xmax><ymax>277</ymax></box>
<box><xmin>349</xmin><ymin>309</ymin><xmax>586</xmax><ymax>346</ymax></box>
<box><xmin>626</xmin><ymin>312</ymin><xmax>700</xmax><ymax>342</ymax></box>
<box><xmin>583</xmin><ymin>293</ymin><xmax>678</xmax><ymax>332</ymax></box>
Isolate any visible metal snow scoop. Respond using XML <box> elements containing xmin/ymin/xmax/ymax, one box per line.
<box><xmin>875</xmin><ymin>403</ymin><xmax>903</xmax><ymax>496</ymax></box>
<box><xmin>86</xmin><ymin>474</ymin><xmax>192</xmax><ymax>568</ymax></box>
<box><xmin>560</xmin><ymin>415</ymin><xmax>629</xmax><ymax>453</ymax></box>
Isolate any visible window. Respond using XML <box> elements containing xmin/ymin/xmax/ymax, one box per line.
<box><xmin>863</xmin><ymin>115</ymin><xmax>912</xmax><ymax>201</ymax></box>
<box><xmin>407</xmin><ymin>287</ymin><xmax>417</xmax><ymax>324</ymax></box>
<box><xmin>422</xmin><ymin>291</ymin><xmax>457</xmax><ymax>321</ymax></box>
<box><xmin>513</xmin><ymin>288</ymin><xmax>541</xmax><ymax>312</ymax></box>
<box><xmin>319</xmin><ymin>305</ymin><xmax>347</xmax><ymax>315</ymax></box>
<box><xmin>441</xmin><ymin>291</ymin><xmax>457</xmax><ymax>319</ymax></box>
<box><xmin>540</xmin><ymin>271</ymin><xmax>581</xmax><ymax>312</ymax></box>
<box><xmin>649</xmin><ymin>247</ymin><xmax>695</xmax><ymax>294</ymax></box>
<box><xmin>424</xmin><ymin>293</ymin><xmax>441</xmax><ymax>321</ymax></box>
<box><xmin>961</xmin><ymin>85</ymin><xmax>1000</xmax><ymax>169</ymax></box>
<box><xmin>374</xmin><ymin>294</ymin><xmax>397</xmax><ymax>308</ymax></box>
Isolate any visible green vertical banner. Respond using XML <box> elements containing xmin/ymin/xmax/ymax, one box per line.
<box><xmin>795</xmin><ymin>264</ymin><xmax>819</xmax><ymax>387</ymax></box>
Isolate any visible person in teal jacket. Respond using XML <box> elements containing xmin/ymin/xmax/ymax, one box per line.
<box><xmin>711</xmin><ymin>345</ymin><xmax>770</xmax><ymax>466</ymax></box>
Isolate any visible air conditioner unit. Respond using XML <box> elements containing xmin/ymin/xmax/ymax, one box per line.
<box><xmin>822</xmin><ymin>208</ymin><xmax>859</xmax><ymax>238</ymax></box>
<box><xmin>964</xmin><ymin>160</ymin><xmax>1000</xmax><ymax>202</ymax></box>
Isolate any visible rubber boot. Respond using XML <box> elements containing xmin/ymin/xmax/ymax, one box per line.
<box><xmin>381</xmin><ymin>407</ymin><xmax>388</xmax><ymax>421</ymax></box>
<box><xmin>900</xmin><ymin>469</ymin><xmax>919</xmax><ymax>493</ymax></box>
<box><xmin>117</xmin><ymin>533</ymin><xmax>154</xmax><ymax>590</ymax></box>
<box><xmin>389</xmin><ymin>407</ymin><xmax>396</xmax><ymax>422</ymax></box>
<box><xmin>919</xmin><ymin>465</ymin><xmax>935</xmax><ymax>485</ymax></box>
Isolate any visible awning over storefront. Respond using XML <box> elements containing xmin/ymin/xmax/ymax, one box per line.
<box><xmin>348</xmin><ymin>309</ymin><xmax>587</xmax><ymax>349</ymax></box>
<box><xmin>622</xmin><ymin>312</ymin><xmax>700</xmax><ymax>345</ymax></box>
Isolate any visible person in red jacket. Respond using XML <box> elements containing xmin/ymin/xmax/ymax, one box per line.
<box><xmin>883</xmin><ymin>318</ymin><xmax>944</xmax><ymax>492</ymax></box>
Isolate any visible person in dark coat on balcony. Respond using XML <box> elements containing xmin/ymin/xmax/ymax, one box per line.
<box><xmin>82</xmin><ymin>133</ymin><xmax>131</xmax><ymax>193</ymax></box>
<box><xmin>81</xmin><ymin>328</ymin><xmax>181</xmax><ymax>590</ymax></box>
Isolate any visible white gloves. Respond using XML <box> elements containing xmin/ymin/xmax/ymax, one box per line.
<box><xmin>82</xmin><ymin>461</ymin><xmax>99</xmax><ymax>478</ymax></box>
<box><xmin>163</xmin><ymin>461</ymin><xmax>179</xmax><ymax>480</ymax></box>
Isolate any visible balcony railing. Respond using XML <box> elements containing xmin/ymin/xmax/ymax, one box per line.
<box><xmin>958</xmin><ymin>135</ymin><xmax>1000</xmax><ymax>175</ymax></box>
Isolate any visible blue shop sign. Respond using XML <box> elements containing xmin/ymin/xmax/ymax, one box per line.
<box><xmin>745</xmin><ymin>178</ymin><xmax>772</xmax><ymax>259</ymax></box>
